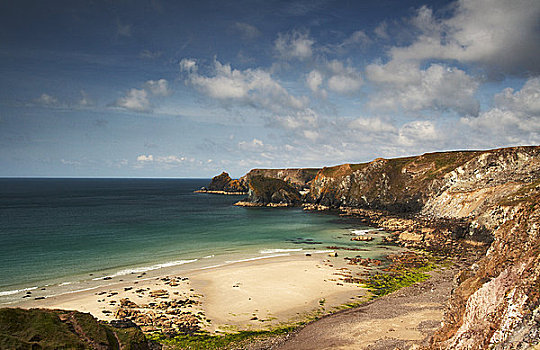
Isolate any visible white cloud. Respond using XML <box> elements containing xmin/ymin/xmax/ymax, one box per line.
<box><xmin>366</xmin><ymin>60</ymin><xmax>421</xmax><ymax>85</ymax></box>
<box><xmin>388</xmin><ymin>0</ymin><xmax>540</xmax><ymax>73</ymax></box>
<box><xmin>233</xmin><ymin>22</ymin><xmax>261</xmax><ymax>40</ymax></box>
<box><xmin>461</xmin><ymin>77</ymin><xmax>540</xmax><ymax>144</ymax></box>
<box><xmin>179</xmin><ymin>58</ymin><xmax>197</xmax><ymax>73</ymax></box>
<box><xmin>328</xmin><ymin>75</ymin><xmax>363</xmax><ymax>94</ymax></box>
<box><xmin>137</xmin><ymin>154</ymin><xmax>154</xmax><ymax>162</ymax></box>
<box><xmin>238</xmin><ymin>138</ymin><xmax>266</xmax><ymax>151</ymax></box>
<box><xmin>274</xmin><ymin>30</ymin><xmax>314</xmax><ymax>60</ymax></box>
<box><xmin>136</xmin><ymin>154</ymin><xmax>193</xmax><ymax>167</ymax></box>
<box><xmin>367</xmin><ymin>63</ymin><xmax>479</xmax><ymax>115</ymax></box>
<box><xmin>348</xmin><ymin>117</ymin><xmax>397</xmax><ymax>133</ymax></box>
<box><xmin>493</xmin><ymin>78</ymin><xmax>540</xmax><ymax>115</ymax></box>
<box><xmin>35</xmin><ymin>93</ymin><xmax>59</xmax><ymax>106</ymax></box>
<box><xmin>181</xmin><ymin>59</ymin><xmax>308</xmax><ymax>113</ymax></box>
<box><xmin>273</xmin><ymin>108</ymin><xmax>319</xmax><ymax>131</ymax></box>
<box><xmin>302</xmin><ymin>130</ymin><xmax>320</xmax><ymax>141</ymax></box>
<box><xmin>145</xmin><ymin>79</ymin><xmax>172</xmax><ymax>96</ymax></box>
<box><xmin>306</xmin><ymin>70</ymin><xmax>323</xmax><ymax>92</ymax></box>
<box><xmin>305</xmin><ymin>60</ymin><xmax>362</xmax><ymax>96</ymax></box>
<box><xmin>398</xmin><ymin>120</ymin><xmax>440</xmax><ymax>146</ymax></box>
<box><xmin>114</xmin><ymin>88</ymin><xmax>150</xmax><ymax>112</ymax></box>
<box><xmin>342</xmin><ymin>30</ymin><xmax>371</xmax><ymax>46</ymax></box>
<box><xmin>60</xmin><ymin>159</ymin><xmax>81</xmax><ymax>166</ymax></box>
<box><xmin>79</xmin><ymin>90</ymin><xmax>92</xmax><ymax>106</ymax></box>
<box><xmin>156</xmin><ymin>155</ymin><xmax>187</xmax><ymax>164</ymax></box>
<box><xmin>326</xmin><ymin>60</ymin><xmax>363</xmax><ymax>94</ymax></box>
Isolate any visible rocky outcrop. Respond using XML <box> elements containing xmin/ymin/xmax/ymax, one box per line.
<box><xmin>241</xmin><ymin>175</ymin><xmax>302</xmax><ymax>206</ymax></box>
<box><xmin>222</xmin><ymin>145</ymin><xmax>540</xmax><ymax>349</ymax></box>
<box><xmin>0</xmin><ymin>308</ymin><xmax>157</xmax><ymax>349</ymax></box>
<box><xmin>241</xmin><ymin>168</ymin><xmax>319</xmax><ymax>187</ymax></box>
<box><xmin>197</xmin><ymin>171</ymin><xmax>247</xmax><ymax>194</ymax></box>
<box><xmin>236</xmin><ymin>168</ymin><xmax>319</xmax><ymax>206</ymax></box>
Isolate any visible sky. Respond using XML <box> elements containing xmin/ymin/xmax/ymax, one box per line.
<box><xmin>0</xmin><ymin>0</ymin><xmax>539</xmax><ymax>178</ymax></box>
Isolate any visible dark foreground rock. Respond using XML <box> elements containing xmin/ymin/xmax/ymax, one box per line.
<box><xmin>0</xmin><ymin>308</ymin><xmax>159</xmax><ymax>349</ymax></box>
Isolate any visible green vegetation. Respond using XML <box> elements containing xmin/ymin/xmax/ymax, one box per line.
<box><xmin>363</xmin><ymin>251</ymin><xmax>441</xmax><ymax>298</ymax></box>
<box><xmin>0</xmin><ymin>308</ymin><xmax>150</xmax><ymax>350</ymax></box>
<box><xmin>0</xmin><ymin>308</ymin><xmax>85</xmax><ymax>349</ymax></box>
<box><xmin>364</xmin><ymin>269</ymin><xmax>431</xmax><ymax>297</ymax></box>
<box><xmin>148</xmin><ymin>326</ymin><xmax>297</xmax><ymax>350</ymax></box>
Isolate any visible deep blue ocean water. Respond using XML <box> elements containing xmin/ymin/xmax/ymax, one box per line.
<box><xmin>0</xmin><ymin>178</ymin><xmax>391</xmax><ymax>303</ymax></box>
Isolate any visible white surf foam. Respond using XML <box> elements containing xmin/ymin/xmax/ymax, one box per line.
<box><xmin>259</xmin><ymin>248</ymin><xmax>303</xmax><ymax>254</ymax></box>
<box><xmin>311</xmin><ymin>250</ymin><xmax>335</xmax><ymax>254</ymax></box>
<box><xmin>92</xmin><ymin>259</ymin><xmax>198</xmax><ymax>280</ymax></box>
<box><xmin>225</xmin><ymin>253</ymin><xmax>290</xmax><ymax>264</ymax></box>
<box><xmin>350</xmin><ymin>228</ymin><xmax>382</xmax><ymax>235</ymax></box>
<box><xmin>0</xmin><ymin>286</ymin><xmax>38</xmax><ymax>296</ymax></box>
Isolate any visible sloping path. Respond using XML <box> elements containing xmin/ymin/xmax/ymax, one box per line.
<box><xmin>272</xmin><ymin>267</ymin><xmax>457</xmax><ymax>350</ymax></box>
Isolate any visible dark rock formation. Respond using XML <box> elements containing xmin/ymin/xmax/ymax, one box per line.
<box><xmin>233</xmin><ymin>168</ymin><xmax>319</xmax><ymax>206</ymax></box>
<box><xmin>245</xmin><ymin>175</ymin><xmax>302</xmax><ymax>206</ymax></box>
<box><xmin>200</xmin><ymin>171</ymin><xmax>247</xmax><ymax>194</ymax></box>
<box><xmin>0</xmin><ymin>308</ymin><xmax>158</xmax><ymax>349</ymax></box>
<box><xmin>241</xmin><ymin>168</ymin><xmax>320</xmax><ymax>187</ymax></box>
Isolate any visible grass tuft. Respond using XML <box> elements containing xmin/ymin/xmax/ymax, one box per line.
<box><xmin>147</xmin><ymin>326</ymin><xmax>297</xmax><ymax>350</ymax></box>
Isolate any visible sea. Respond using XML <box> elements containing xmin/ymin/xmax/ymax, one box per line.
<box><xmin>0</xmin><ymin>178</ymin><xmax>396</xmax><ymax>304</ymax></box>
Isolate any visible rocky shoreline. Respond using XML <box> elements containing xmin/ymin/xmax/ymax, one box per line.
<box><xmin>205</xmin><ymin>146</ymin><xmax>540</xmax><ymax>349</ymax></box>
<box><xmin>194</xmin><ymin>189</ymin><xmax>248</xmax><ymax>195</ymax></box>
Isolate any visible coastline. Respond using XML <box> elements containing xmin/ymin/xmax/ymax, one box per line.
<box><xmin>5</xmin><ymin>199</ymin><xmax>459</xmax><ymax>348</ymax></box>
<box><xmin>14</xmin><ymin>252</ymin><xmax>370</xmax><ymax>333</ymax></box>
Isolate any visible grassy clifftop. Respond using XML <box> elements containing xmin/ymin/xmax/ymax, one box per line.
<box><xmin>0</xmin><ymin>308</ymin><xmax>153</xmax><ymax>349</ymax></box>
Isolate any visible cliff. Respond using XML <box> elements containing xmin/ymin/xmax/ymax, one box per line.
<box><xmin>234</xmin><ymin>168</ymin><xmax>319</xmax><ymax>206</ymax></box>
<box><xmin>229</xmin><ymin>145</ymin><xmax>540</xmax><ymax>348</ymax></box>
<box><xmin>241</xmin><ymin>168</ymin><xmax>320</xmax><ymax>188</ymax></box>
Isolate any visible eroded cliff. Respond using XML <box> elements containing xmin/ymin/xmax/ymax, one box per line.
<box><xmin>226</xmin><ymin>145</ymin><xmax>540</xmax><ymax>349</ymax></box>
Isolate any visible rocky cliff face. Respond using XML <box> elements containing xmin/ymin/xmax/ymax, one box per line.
<box><xmin>230</xmin><ymin>145</ymin><xmax>540</xmax><ymax>349</ymax></box>
<box><xmin>238</xmin><ymin>168</ymin><xmax>319</xmax><ymax>206</ymax></box>
<box><xmin>241</xmin><ymin>168</ymin><xmax>319</xmax><ymax>188</ymax></box>
<box><xmin>425</xmin><ymin>148</ymin><xmax>540</xmax><ymax>349</ymax></box>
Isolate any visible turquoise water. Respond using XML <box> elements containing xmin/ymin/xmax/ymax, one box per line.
<box><xmin>0</xmin><ymin>178</ymin><xmax>392</xmax><ymax>303</ymax></box>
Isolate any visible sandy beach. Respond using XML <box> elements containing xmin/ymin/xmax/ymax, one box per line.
<box><xmin>15</xmin><ymin>252</ymin><xmax>369</xmax><ymax>333</ymax></box>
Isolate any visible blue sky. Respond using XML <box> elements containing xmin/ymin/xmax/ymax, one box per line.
<box><xmin>1</xmin><ymin>0</ymin><xmax>539</xmax><ymax>178</ymax></box>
